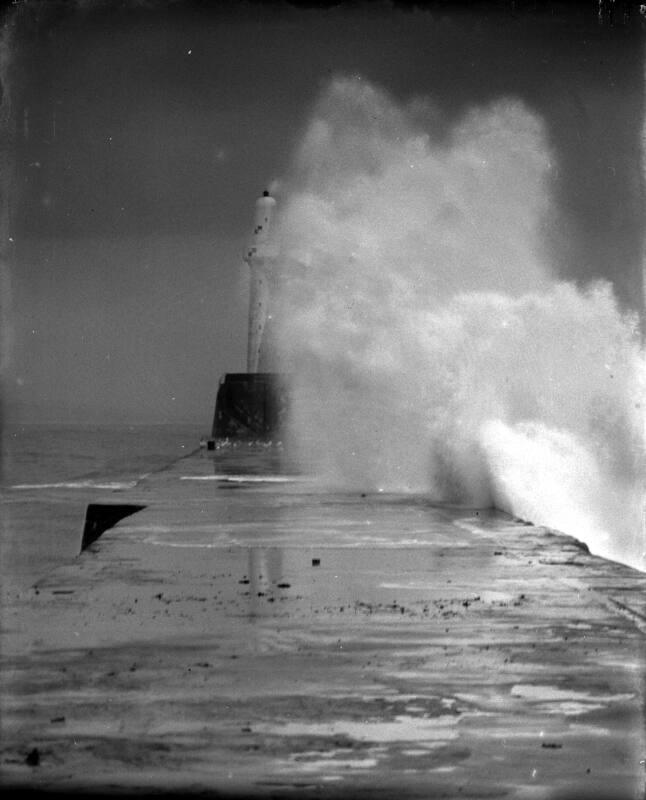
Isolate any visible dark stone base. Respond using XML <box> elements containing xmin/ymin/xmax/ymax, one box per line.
<box><xmin>212</xmin><ymin>373</ymin><xmax>289</xmax><ymax>439</ymax></box>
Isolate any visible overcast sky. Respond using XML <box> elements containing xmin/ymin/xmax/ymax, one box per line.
<box><xmin>2</xmin><ymin>0</ymin><xmax>644</xmax><ymax>425</ymax></box>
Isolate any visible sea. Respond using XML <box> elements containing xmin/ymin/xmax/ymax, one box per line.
<box><xmin>1</xmin><ymin>424</ymin><xmax>203</xmax><ymax>595</ymax></box>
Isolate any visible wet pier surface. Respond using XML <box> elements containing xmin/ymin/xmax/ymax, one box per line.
<box><xmin>1</xmin><ymin>447</ymin><xmax>645</xmax><ymax>799</ymax></box>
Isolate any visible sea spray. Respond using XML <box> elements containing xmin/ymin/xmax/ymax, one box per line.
<box><xmin>272</xmin><ymin>77</ymin><xmax>646</xmax><ymax>571</ymax></box>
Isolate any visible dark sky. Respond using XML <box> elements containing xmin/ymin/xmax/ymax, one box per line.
<box><xmin>2</xmin><ymin>0</ymin><xmax>644</xmax><ymax>424</ymax></box>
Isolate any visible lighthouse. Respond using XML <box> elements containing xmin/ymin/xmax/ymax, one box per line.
<box><xmin>243</xmin><ymin>190</ymin><xmax>278</xmax><ymax>372</ymax></box>
<box><xmin>211</xmin><ymin>190</ymin><xmax>288</xmax><ymax>440</ymax></box>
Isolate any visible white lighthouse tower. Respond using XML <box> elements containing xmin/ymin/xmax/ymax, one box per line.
<box><xmin>211</xmin><ymin>190</ymin><xmax>286</xmax><ymax>440</ymax></box>
<box><xmin>243</xmin><ymin>190</ymin><xmax>278</xmax><ymax>373</ymax></box>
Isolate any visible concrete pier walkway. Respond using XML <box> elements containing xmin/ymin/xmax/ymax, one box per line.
<box><xmin>1</xmin><ymin>446</ymin><xmax>645</xmax><ymax>799</ymax></box>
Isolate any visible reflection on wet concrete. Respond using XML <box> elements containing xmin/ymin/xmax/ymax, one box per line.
<box><xmin>1</xmin><ymin>444</ymin><xmax>645</xmax><ymax>798</ymax></box>
<box><xmin>246</xmin><ymin>547</ymin><xmax>285</xmax><ymax>618</ymax></box>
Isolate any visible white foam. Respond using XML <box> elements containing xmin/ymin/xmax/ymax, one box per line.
<box><xmin>510</xmin><ymin>684</ymin><xmax>634</xmax><ymax>704</ymax></box>
<box><xmin>9</xmin><ymin>480</ymin><xmax>138</xmax><ymax>490</ymax></box>
<box><xmin>179</xmin><ymin>474</ymin><xmax>308</xmax><ymax>483</ymax></box>
<box><xmin>273</xmin><ymin>76</ymin><xmax>646</xmax><ymax>572</ymax></box>
<box><xmin>253</xmin><ymin>715</ymin><xmax>459</xmax><ymax>743</ymax></box>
